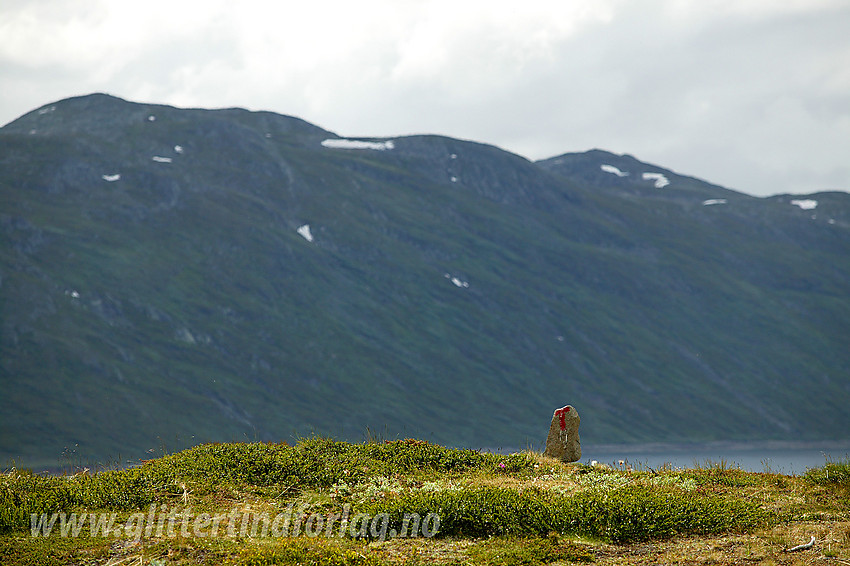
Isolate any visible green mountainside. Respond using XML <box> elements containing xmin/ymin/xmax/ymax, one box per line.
<box><xmin>2</xmin><ymin>93</ymin><xmax>849</xmax><ymax>469</ymax></box>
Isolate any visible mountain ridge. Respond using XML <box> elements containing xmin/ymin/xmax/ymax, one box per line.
<box><xmin>2</xmin><ymin>93</ymin><xmax>849</xmax><ymax>469</ymax></box>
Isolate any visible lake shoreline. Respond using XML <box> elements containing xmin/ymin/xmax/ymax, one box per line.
<box><xmin>582</xmin><ymin>439</ymin><xmax>850</xmax><ymax>475</ymax></box>
<box><xmin>587</xmin><ymin>438</ymin><xmax>850</xmax><ymax>455</ymax></box>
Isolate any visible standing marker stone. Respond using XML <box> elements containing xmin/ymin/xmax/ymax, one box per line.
<box><xmin>544</xmin><ymin>405</ymin><xmax>581</xmax><ymax>462</ymax></box>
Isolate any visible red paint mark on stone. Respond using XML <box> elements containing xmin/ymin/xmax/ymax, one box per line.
<box><xmin>555</xmin><ymin>406</ymin><xmax>570</xmax><ymax>430</ymax></box>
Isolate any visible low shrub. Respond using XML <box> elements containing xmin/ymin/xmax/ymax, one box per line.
<box><xmin>0</xmin><ymin>439</ymin><xmax>535</xmax><ymax>533</ymax></box>
<box><xmin>0</xmin><ymin>467</ymin><xmax>162</xmax><ymax>533</ymax></box>
<box><xmin>368</xmin><ymin>484</ymin><xmax>770</xmax><ymax>543</ymax></box>
<box><xmin>0</xmin><ymin>471</ymin><xmax>75</xmax><ymax>533</ymax></box>
<box><xmin>563</xmin><ymin>484</ymin><xmax>768</xmax><ymax>543</ymax></box>
<box><xmin>138</xmin><ymin>437</ymin><xmax>534</xmax><ymax>489</ymax></box>
<box><xmin>67</xmin><ymin>468</ymin><xmax>156</xmax><ymax>509</ymax></box>
<box><xmin>804</xmin><ymin>457</ymin><xmax>850</xmax><ymax>487</ymax></box>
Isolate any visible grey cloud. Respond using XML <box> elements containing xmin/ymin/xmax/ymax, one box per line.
<box><xmin>1</xmin><ymin>1</ymin><xmax>848</xmax><ymax>197</ymax></box>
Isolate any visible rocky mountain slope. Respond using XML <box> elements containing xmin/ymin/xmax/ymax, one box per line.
<box><xmin>2</xmin><ymin>94</ymin><xmax>849</xmax><ymax>468</ymax></box>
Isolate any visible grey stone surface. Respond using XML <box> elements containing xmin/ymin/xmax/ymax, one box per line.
<box><xmin>543</xmin><ymin>405</ymin><xmax>581</xmax><ymax>462</ymax></box>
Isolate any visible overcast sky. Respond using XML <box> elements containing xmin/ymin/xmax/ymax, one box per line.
<box><xmin>2</xmin><ymin>0</ymin><xmax>849</xmax><ymax>197</ymax></box>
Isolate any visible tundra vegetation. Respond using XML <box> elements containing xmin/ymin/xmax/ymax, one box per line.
<box><xmin>1</xmin><ymin>438</ymin><xmax>849</xmax><ymax>565</ymax></box>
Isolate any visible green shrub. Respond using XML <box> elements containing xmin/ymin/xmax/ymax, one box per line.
<box><xmin>1</xmin><ymin>439</ymin><xmax>535</xmax><ymax>533</ymax></box>
<box><xmin>1</xmin><ymin>467</ymin><xmax>158</xmax><ymax>532</ymax></box>
<box><xmin>804</xmin><ymin>457</ymin><xmax>850</xmax><ymax>487</ymax></box>
<box><xmin>138</xmin><ymin>438</ymin><xmax>534</xmax><ymax>489</ymax></box>
<box><xmin>66</xmin><ymin>467</ymin><xmax>155</xmax><ymax>509</ymax></box>
<box><xmin>0</xmin><ymin>471</ymin><xmax>75</xmax><ymax>533</ymax></box>
<box><xmin>368</xmin><ymin>484</ymin><xmax>770</xmax><ymax>543</ymax></box>
<box><xmin>563</xmin><ymin>485</ymin><xmax>768</xmax><ymax>543</ymax></box>
<box><xmin>141</xmin><ymin>442</ymin><xmax>297</xmax><ymax>486</ymax></box>
<box><xmin>368</xmin><ymin>486</ymin><xmax>561</xmax><ymax>538</ymax></box>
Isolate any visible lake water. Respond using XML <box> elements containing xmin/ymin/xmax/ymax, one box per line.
<box><xmin>581</xmin><ymin>441</ymin><xmax>850</xmax><ymax>475</ymax></box>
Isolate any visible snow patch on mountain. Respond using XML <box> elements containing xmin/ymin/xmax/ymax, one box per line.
<box><xmin>643</xmin><ymin>172</ymin><xmax>670</xmax><ymax>188</ymax></box>
<box><xmin>601</xmin><ymin>164</ymin><xmax>629</xmax><ymax>177</ymax></box>
<box><xmin>791</xmin><ymin>199</ymin><xmax>817</xmax><ymax>210</ymax></box>
<box><xmin>152</xmin><ymin>156</ymin><xmax>172</xmax><ymax>163</ymax></box>
<box><xmin>102</xmin><ymin>174</ymin><xmax>121</xmax><ymax>182</ymax></box>
<box><xmin>702</xmin><ymin>199</ymin><xmax>727</xmax><ymax>206</ymax></box>
<box><xmin>321</xmin><ymin>139</ymin><xmax>395</xmax><ymax>151</ymax></box>
<box><xmin>297</xmin><ymin>224</ymin><xmax>314</xmax><ymax>242</ymax></box>
<box><xmin>444</xmin><ymin>273</ymin><xmax>469</xmax><ymax>288</ymax></box>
